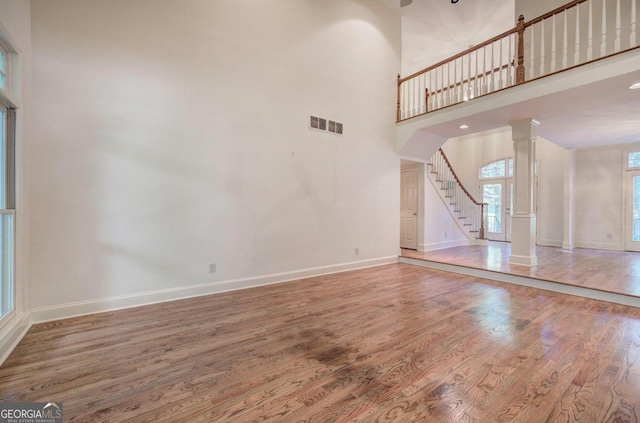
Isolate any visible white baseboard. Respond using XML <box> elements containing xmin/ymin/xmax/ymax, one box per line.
<box><xmin>561</xmin><ymin>241</ymin><xmax>574</xmax><ymax>250</ymax></box>
<box><xmin>508</xmin><ymin>253</ymin><xmax>538</xmax><ymax>267</ymax></box>
<box><xmin>574</xmin><ymin>241</ymin><xmax>623</xmax><ymax>251</ymax></box>
<box><xmin>30</xmin><ymin>255</ymin><xmax>398</xmax><ymax>324</ymax></box>
<box><xmin>537</xmin><ymin>239</ymin><xmax>563</xmax><ymax>248</ymax></box>
<box><xmin>0</xmin><ymin>312</ymin><xmax>31</xmax><ymax>366</ymax></box>
<box><xmin>419</xmin><ymin>239</ymin><xmax>469</xmax><ymax>251</ymax></box>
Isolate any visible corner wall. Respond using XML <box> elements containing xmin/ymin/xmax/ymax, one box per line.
<box><xmin>29</xmin><ymin>0</ymin><xmax>401</xmax><ymax>321</ymax></box>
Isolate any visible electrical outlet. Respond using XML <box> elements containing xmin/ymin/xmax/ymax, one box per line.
<box><xmin>355</xmin><ymin>248</ymin><xmax>359</xmax><ymax>255</ymax></box>
<box><xmin>209</xmin><ymin>263</ymin><xmax>216</xmax><ymax>273</ymax></box>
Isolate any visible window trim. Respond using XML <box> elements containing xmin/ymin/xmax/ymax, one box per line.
<box><xmin>0</xmin><ymin>18</ymin><xmax>17</xmax><ymax>330</ymax></box>
<box><xmin>479</xmin><ymin>157</ymin><xmax>514</xmax><ymax>180</ymax></box>
<box><xmin>0</xmin><ymin>22</ymin><xmax>19</xmax><ymax>108</ymax></box>
<box><xmin>627</xmin><ymin>150</ymin><xmax>640</xmax><ymax>170</ymax></box>
<box><xmin>0</xmin><ymin>103</ymin><xmax>14</xmax><ymax>329</ymax></box>
<box><xmin>0</xmin><ymin>44</ymin><xmax>6</xmax><ymax>92</ymax></box>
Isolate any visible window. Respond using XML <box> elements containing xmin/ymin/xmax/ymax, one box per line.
<box><xmin>628</xmin><ymin>151</ymin><xmax>640</xmax><ymax>169</ymax></box>
<box><xmin>0</xmin><ymin>104</ymin><xmax>13</xmax><ymax>323</ymax></box>
<box><xmin>0</xmin><ymin>45</ymin><xmax>6</xmax><ymax>91</ymax></box>
<box><xmin>0</xmin><ymin>55</ymin><xmax>5</xmax><ymax>90</ymax></box>
<box><xmin>479</xmin><ymin>158</ymin><xmax>513</xmax><ymax>179</ymax></box>
<box><xmin>0</xmin><ymin>30</ymin><xmax>15</xmax><ymax>327</ymax></box>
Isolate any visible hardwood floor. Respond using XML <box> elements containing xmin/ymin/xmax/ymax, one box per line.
<box><xmin>3</xmin><ymin>263</ymin><xmax>640</xmax><ymax>421</ymax></box>
<box><xmin>401</xmin><ymin>243</ymin><xmax>640</xmax><ymax>298</ymax></box>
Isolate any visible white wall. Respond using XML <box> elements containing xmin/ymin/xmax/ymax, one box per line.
<box><xmin>422</xmin><ymin>169</ymin><xmax>468</xmax><ymax>251</ymax></box>
<box><xmin>536</xmin><ymin>138</ymin><xmax>568</xmax><ymax>246</ymax></box>
<box><xmin>574</xmin><ymin>145</ymin><xmax>625</xmax><ymax>250</ymax></box>
<box><xmin>29</xmin><ymin>0</ymin><xmax>401</xmax><ymax>319</ymax></box>
<box><xmin>0</xmin><ymin>0</ymin><xmax>31</xmax><ymax>362</ymax></box>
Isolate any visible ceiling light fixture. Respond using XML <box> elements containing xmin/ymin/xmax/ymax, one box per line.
<box><xmin>629</xmin><ymin>82</ymin><xmax>640</xmax><ymax>90</ymax></box>
<box><xmin>459</xmin><ymin>124</ymin><xmax>470</xmax><ymax>129</ymax></box>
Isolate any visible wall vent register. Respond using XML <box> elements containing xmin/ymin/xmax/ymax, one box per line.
<box><xmin>310</xmin><ymin>116</ymin><xmax>343</xmax><ymax>135</ymax></box>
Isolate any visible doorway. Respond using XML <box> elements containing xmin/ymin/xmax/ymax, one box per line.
<box><xmin>479</xmin><ymin>158</ymin><xmax>513</xmax><ymax>242</ymax></box>
<box><xmin>480</xmin><ymin>179</ymin><xmax>512</xmax><ymax>242</ymax></box>
<box><xmin>400</xmin><ymin>166</ymin><xmax>418</xmax><ymax>249</ymax></box>
<box><xmin>625</xmin><ymin>169</ymin><xmax>640</xmax><ymax>252</ymax></box>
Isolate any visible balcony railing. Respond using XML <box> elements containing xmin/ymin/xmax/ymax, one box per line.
<box><xmin>397</xmin><ymin>0</ymin><xmax>639</xmax><ymax>122</ymax></box>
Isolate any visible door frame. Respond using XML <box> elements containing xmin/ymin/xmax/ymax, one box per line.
<box><xmin>625</xmin><ymin>169</ymin><xmax>640</xmax><ymax>252</ymax></box>
<box><xmin>480</xmin><ymin>178</ymin><xmax>512</xmax><ymax>242</ymax></box>
<box><xmin>400</xmin><ymin>161</ymin><xmax>425</xmax><ymax>251</ymax></box>
<box><xmin>478</xmin><ymin>157</ymin><xmax>539</xmax><ymax>244</ymax></box>
<box><xmin>400</xmin><ymin>166</ymin><xmax>419</xmax><ymax>250</ymax></box>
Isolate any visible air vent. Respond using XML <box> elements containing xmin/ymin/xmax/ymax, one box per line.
<box><xmin>309</xmin><ymin>115</ymin><xmax>343</xmax><ymax>136</ymax></box>
<box><xmin>328</xmin><ymin>121</ymin><xmax>344</xmax><ymax>135</ymax></box>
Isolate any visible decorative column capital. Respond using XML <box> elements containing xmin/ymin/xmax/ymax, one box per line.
<box><xmin>509</xmin><ymin>118</ymin><xmax>540</xmax><ymax>141</ymax></box>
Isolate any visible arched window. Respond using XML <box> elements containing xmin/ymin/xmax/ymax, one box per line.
<box><xmin>479</xmin><ymin>158</ymin><xmax>513</xmax><ymax>179</ymax></box>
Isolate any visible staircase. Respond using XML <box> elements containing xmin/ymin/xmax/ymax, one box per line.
<box><xmin>427</xmin><ymin>148</ymin><xmax>486</xmax><ymax>242</ymax></box>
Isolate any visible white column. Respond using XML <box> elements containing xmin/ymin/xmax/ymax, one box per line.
<box><xmin>509</xmin><ymin>119</ymin><xmax>539</xmax><ymax>266</ymax></box>
<box><xmin>562</xmin><ymin>149</ymin><xmax>576</xmax><ymax>249</ymax></box>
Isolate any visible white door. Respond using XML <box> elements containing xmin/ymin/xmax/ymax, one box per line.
<box><xmin>400</xmin><ymin>168</ymin><xmax>418</xmax><ymax>249</ymax></box>
<box><xmin>481</xmin><ymin>179</ymin><xmax>512</xmax><ymax>242</ymax></box>
<box><xmin>626</xmin><ymin>170</ymin><xmax>640</xmax><ymax>251</ymax></box>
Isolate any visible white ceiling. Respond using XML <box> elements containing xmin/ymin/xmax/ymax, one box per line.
<box><xmin>382</xmin><ymin>0</ymin><xmax>640</xmax><ymax>150</ymax></box>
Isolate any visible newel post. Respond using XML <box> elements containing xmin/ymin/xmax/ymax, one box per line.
<box><xmin>516</xmin><ymin>14</ymin><xmax>526</xmax><ymax>84</ymax></box>
<box><xmin>396</xmin><ymin>74</ymin><xmax>401</xmax><ymax>122</ymax></box>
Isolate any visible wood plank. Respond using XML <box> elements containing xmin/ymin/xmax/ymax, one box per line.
<box><xmin>401</xmin><ymin>244</ymin><xmax>640</xmax><ymax>298</ymax></box>
<box><xmin>3</xmin><ymin>263</ymin><xmax>640</xmax><ymax>421</ymax></box>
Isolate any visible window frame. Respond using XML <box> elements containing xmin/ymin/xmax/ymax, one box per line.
<box><xmin>0</xmin><ymin>103</ymin><xmax>14</xmax><ymax>329</ymax></box>
<box><xmin>627</xmin><ymin>150</ymin><xmax>640</xmax><ymax>170</ymax></box>
<box><xmin>479</xmin><ymin>158</ymin><xmax>514</xmax><ymax>180</ymax></box>
<box><xmin>0</xmin><ymin>20</ymin><xmax>17</xmax><ymax>330</ymax></box>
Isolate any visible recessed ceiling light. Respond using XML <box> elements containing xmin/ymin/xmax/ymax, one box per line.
<box><xmin>459</xmin><ymin>124</ymin><xmax>469</xmax><ymax>129</ymax></box>
<box><xmin>629</xmin><ymin>82</ymin><xmax>640</xmax><ymax>90</ymax></box>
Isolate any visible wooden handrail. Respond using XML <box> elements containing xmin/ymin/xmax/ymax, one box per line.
<box><xmin>398</xmin><ymin>0</ymin><xmax>592</xmax><ymax>86</ymax></box>
<box><xmin>438</xmin><ymin>148</ymin><xmax>485</xmax><ymax>206</ymax></box>
<box><xmin>398</xmin><ymin>26</ymin><xmax>519</xmax><ymax>84</ymax></box>
<box><xmin>397</xmin><ymin>0</ymin><xmax>624</xmax><ymax>121</ymax></box>
<box><xmin>524</xmin><ymin>0</ymin><xmax>589</xmax><ymax>28</ymax></box>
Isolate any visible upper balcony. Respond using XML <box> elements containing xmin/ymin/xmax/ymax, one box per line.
<box><xmin>397</xmin><ymin>0</ymin><xmax>640</xmax><ymax>160</ymax></box>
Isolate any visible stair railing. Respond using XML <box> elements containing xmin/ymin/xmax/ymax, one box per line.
<box><xmin>428</xmin><ymin>148</ymin><xmax>487</xmax><ymax>239</ymax></box>
<box><xmin>397</xmin><ymin>0</ymin><xmax>639</xmax><ymax>121</ymax></box>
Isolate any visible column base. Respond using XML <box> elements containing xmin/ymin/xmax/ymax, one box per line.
<box><xmin>509</xmin><ymin>213</ymin><xmax>537</xmax><ymax>267</ymax></box>
<box><xmin>508</xmin><ymin>253</ymin><xmax>538</xmax><ymax>267</ymax></box>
